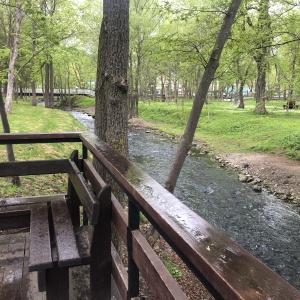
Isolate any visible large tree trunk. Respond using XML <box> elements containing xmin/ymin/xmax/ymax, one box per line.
<box><xmin>0</xmin><ymin>90</ymin><xmax>21</xmax><ymax>186</ymax></box>
<box><xmin>44</xmin><ymin>62</ymin><xmax>50</xmax><ymax>107</ymax></box>
<box><xmin>254</xmin><ymin>59</ymin><xmax>268</xmax><ymax>114</ymax></box>
<box><xmin>165</xmin><ymin>0</ymin><xmax>242</xmax><ymax>193</ymax></box>
<box><xmin>31</xmin><ymin>22</ymin><xmax>37</xmax><ymax>106</ymax></box>
<box><xmin>94</xmin><ymin>0</ymin><xmax>129</xmax><ymax>281</ymax></box>
<box><xmin>94</xmin><ymin>0</ymin><xmax>129</xmax><ymax>179</ymax></box>
<box><xmin>5</xmin><ymin>3</ymin><xmax>23</xmax><ymax>114</ymax></box>
<box><xmin>49</xmin><ymin>61</ymin><xmax>54</xmax><ymax>108</ymax></box>
<box><xmin>253</xmin><ymin>0</ymin><xmax>270</xmax><ymax>115</ymax></box>
<box><xmin>237</xmin><ymin>80</ymin><xmax>245</xmax><ymax>109</ymax></box>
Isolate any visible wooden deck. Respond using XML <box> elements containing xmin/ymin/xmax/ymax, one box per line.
<box><xmin>0</xmin><ymin>231</ymin><xmax>121</xmax><ymax>300</ymax></box>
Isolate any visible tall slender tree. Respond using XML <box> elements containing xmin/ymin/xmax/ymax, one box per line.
<box><xmin>5</xmin><ymin>3</ymin><xmax>24</xmax><ymax>114</ymax></box>
<box><xmin>0</xmin><ymin>88</ymin><xmax>20</xmax><ymax>185</ymax></box>
<box><xmin>252</xmin><ymin>0</ymin><xmax>271</xmax><ymax>114</ymax></box>
<box><xmin>165</xmin><ymin>0</ymin><xmax>242</xmax><ymax>193</ymax></box>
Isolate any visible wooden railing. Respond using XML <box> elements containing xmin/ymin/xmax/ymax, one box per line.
<box><xmin>0</xmin><ymin>132</ymin><xmax>300</xmax><ymax>299</ymax></box>
<box><xmin>17</xmin><ymin>88</ymin><xmax>95</xmax><ymax>97</ymax></box>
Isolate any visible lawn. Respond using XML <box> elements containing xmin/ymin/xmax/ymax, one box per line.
<box><xmin>137</xmin><ymin>98</ymin><xmax>300</xmax><ymax>160</ymax></box>
<box><xmin>0</xmin><ymin>100</ymin><xmax>86</xmax><ymax>197</ymax></box>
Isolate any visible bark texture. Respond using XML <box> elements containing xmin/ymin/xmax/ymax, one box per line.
<box><xmin>94</xmin><ymin>0</ymin><xmax>129</xmax><ymax>159</ymax></box>
<box><xmin>165</xmin><ymin>0</ymin><xmax>242</xmax><ymax>193</ymax></box>
<box><xmin>253</xmin><ymin>0</ymin><xmax>270</xmax><ymax>115</ymax></box>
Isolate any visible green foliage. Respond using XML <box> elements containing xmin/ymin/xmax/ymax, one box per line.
<box><xmin>76</xmin><ymin>96</ymin><xmax>95</xmax><ymax>107</ymax></box>
<box><xmin>160</xmin><ymin>254</ymin><xmax>182</xmax><ymax>280</ymax></box>
<box><xmin>139</xmin><ymin>212</ymin><xmax>148</xmax><ymax>224</ymax></box>
<box><xmin>138</xmin><ymin>98</ymin><xmax>300</xmax><ymax>160</ymax></box>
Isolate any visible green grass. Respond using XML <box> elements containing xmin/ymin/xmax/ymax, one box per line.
<box><xmin>0</xmin><ymin>99</ymin><xmax>86</xmax><ymax>197</ymax></box>
<box><xmin>160</xmin><ymin>253</ymin><xmax>182</xmax><ymax>280</ymax></box>
<box><xmin>138</xmin><ymin>98</ymin><xmax>300</xmax><ymax>160</ymax></box>
<box><xmin>74</xmin><ymin>95</ymin><xmax>95</xmax><ymax>107</ymax></box>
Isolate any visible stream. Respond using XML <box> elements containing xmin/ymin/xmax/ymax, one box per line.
<box><xmin>70</xmin><ymin>111</ymin><xmax>300</xmax><ymax>290</ymax></box>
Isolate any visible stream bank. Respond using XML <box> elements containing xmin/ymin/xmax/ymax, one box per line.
<box><xmin>128</xmin><ymin>117</ymin><xmax>300</xmax><ymax>206</ymax></box>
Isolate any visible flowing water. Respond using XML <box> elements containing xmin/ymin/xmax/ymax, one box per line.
<box><xmin>70</xmin><ymin>111</ymin><xmax>300</xmax><ymax>290</ymax></box>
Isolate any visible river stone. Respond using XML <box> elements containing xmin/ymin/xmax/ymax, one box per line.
<box><xmin>252</xmin><ymin>184</ymin><xmax>262</xmax><ymax>192</ymax></box>
<box><xmin>238</xmin><ymin>174</ymin><xmax>248</xmax><ymax>182</ymax></box>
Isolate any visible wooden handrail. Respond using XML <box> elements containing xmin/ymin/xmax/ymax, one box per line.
<box><xmin>0</xmin><ymin>132</ymin><xmax>300</xmax><ymax>299</ymax></box>
<box><xmin>0</xmin><ymin>132</ymin><xmax>82</xmax><ymax>144</ymax></box>
<box><xmin>79</xmin><ymin>132</ymin><xmax>300</xmax><ymax>299</ymax></box>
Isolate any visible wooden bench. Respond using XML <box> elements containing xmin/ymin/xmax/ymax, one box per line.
<box><xmin>283</xmin><ymin>100</ymin><xmax>299</xmax><ymax>109</ymax></box>
<box><xmin>0</xmin><ymin>150</ymin><xmax>112</xmax><ymax>300</ymax></box>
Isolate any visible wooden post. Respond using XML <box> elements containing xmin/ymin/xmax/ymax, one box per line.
<box><xmin>127</xmin><ymin>198</ymin><xmax>140</xmax><ymax>299</ymax></box>
<box><xmin>90</xmin><ymin>185</ymin><xmax>112</xmax><ymax>299</ymax></box>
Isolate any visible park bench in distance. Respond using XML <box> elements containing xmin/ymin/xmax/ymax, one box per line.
<box><xmin>283</xmin><ymin>100</ymin><xmax>299</xmax><ymax>109</ymax></box>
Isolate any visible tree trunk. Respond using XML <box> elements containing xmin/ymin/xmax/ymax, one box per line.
<box><xmin>5</xmin><ymin>3</ymin><xmax>23</xmax><ymax>114</ymax></box>
<box><xmin>44</xmin><ymin>62</ymin><xmax>50</xmax><ymax>107</ymax></box>
<box><xmin>0</xmin><ymin>90</ymin><xmax>21</xmax><ymax>186</ymax></box>
<box><xmin>31</xmin><ymin>22</ymin><xmax>37</xmax><ymax>106</ymax></box>
<box><xmin>254</xmin><ymin>58</ymin><xmax>268</xmax><ymax>114</ymax></box>
<box><xmin>165</xmin><ymin>0</ymin><xmax>242</xmax><ymax>193</ymax></box>
<box><xmin>49</xmin><ymin>60</ymin><xmax>54</xmax><ymax>108</ymax></box>
<box><xmin>238</xmin><ymin>80</ymin><xmax>245</xmax><ymax>109</ymax></box>
<box><xmin>94</xmin><ymin>0</ymin><xmax>129</xmax><ymax>171</ymax></box>
<box><xmin>253</xmin><ymin>0</ymin><xmax>270</xmax><ymax>115</ymax></box>
<box><xmin>94</xmin><ymin>0</ymin><xmax>129</xmax><ymax>269</ymax></box>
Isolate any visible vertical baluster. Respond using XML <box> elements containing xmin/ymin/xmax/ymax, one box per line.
<box><xmin>127</xmin><ymin>198</ymin><xmax>140</xmax><ymax>299</ymax></box>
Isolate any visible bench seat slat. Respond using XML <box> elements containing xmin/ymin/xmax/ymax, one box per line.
<box><xmin>29</xmin><ymin>204</ymin><xmax>53</xmax><ymax>271</ymax></box>
<box><xmin>51</xmin><ymin>199</ymin><xmax>81</xmax><ymax>267</ymax></box>
<box><xmin>0</xmin><ymin>194</ymin><xmax>65</xmax><ymax>208</ymax></box>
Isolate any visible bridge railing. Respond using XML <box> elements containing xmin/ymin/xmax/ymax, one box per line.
<box><xmin>17</xmin><ymin>88</ymin><xmax>95</xmax><ymax>97</ymax></box>
<box><xmin>0</xmin><ymin>132</ymin><xmax>299</xmax><ymax>299</ymax></box>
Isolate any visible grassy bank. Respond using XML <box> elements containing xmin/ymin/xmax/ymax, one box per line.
<box><xmin>0</xmin><ymin>100</ymin><xmax>85</xmax><ymax>197</ymax></box>
<box><xmin>137</xmin><ymin>98</ymin><xmax>300</xmax><ymax>160</ymax></box>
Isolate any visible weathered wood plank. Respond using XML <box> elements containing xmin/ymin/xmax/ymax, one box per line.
<box><xmin>111</xmin><ymin>197</ymin><xmax>128</xmax><ymax>245</ymax></box>
<box><xmin>1</xmin><ymin>233</ymin><xmax>26</xmax><ymax>300</ymax></box>
<box><xmin>75</xmin><ymin>226</ymin><xmax>91</xmax><ymax>264</ymax></box>
<box><xmin>22</xmin><ymin>233</ymin><xmax>46</xmax><ymax>299</ymax></box>
<box><xmin>111</xmin><ymin>244</ymin><xmax>128</xmax><ymax>300</ymax></box>
<box><xmin>82</xmin><ymin>159</ymin><xmax>106</xmax><ymax>192</ymax></box>
<box><xmin>82</xmin><ymin>160</ymin><xmax>127</xmax><ymax>244</ymax></box>
<box><xmin>0</xmin><ymin>132</ymin><xmax>81</xmax><ymax>145</ymax></box>
<box><xmin>68</xmin><ymin>160</ymin><xmax>99</xmax><ymax>225</ymax></box>
<box><xmin>29</xmin><ymin>204</ymin><xmax>53</xmax><ymax>272</ymax></box>
<box><xmin>51</xmin><ymin>199</ymin><xmax>81</xmax><ymax>267</ymax></box>
<box><xmin>0</xmin><ymin>160</ymin><xmax>69</xmax><ymax>177</ymax></box>
<box><xmin>90</xmin><ymin>185</ymin><xmax>111</xmax><ymax>300</ymax></box>
<box><xmin>0</xmin><ymin>194</ymin><xmax>65</xmax><ymax>207</ymax></box>
<box><xmin>0</xmin><ymin>234</ymin><xmax>10</xmax><ymax>291</ymax></box>
<box><xmin>132</xmin><ymin>230</ymin><xmax>188</xmax><ymax>300</ymax></box>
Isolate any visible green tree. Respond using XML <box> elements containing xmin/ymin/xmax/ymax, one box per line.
<box><xmin>165</xmin><ymin>0</ymin><xmax>243</xmax><ymax>193</ymax></box>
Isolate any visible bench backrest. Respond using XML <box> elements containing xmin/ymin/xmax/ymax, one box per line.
<box><xmin>68</xmin><ymin>159</ymin><xmax>100</xmax><ymax>225</ymax></box>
